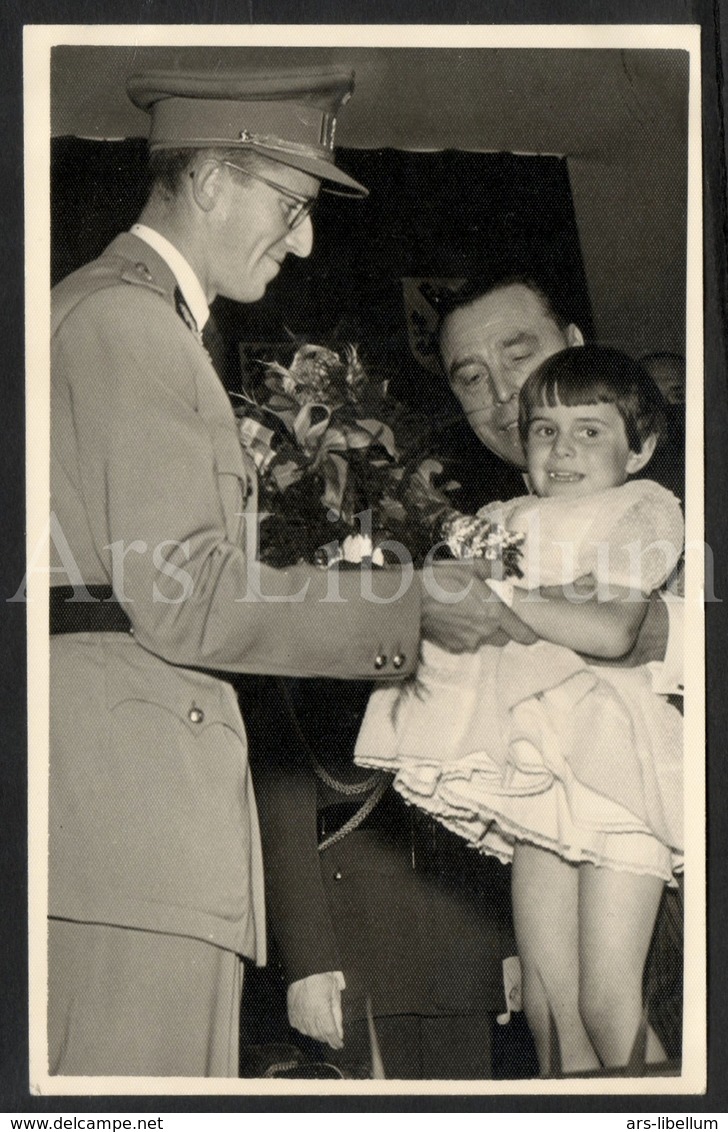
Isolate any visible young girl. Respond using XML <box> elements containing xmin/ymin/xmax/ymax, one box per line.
<box><xmin>355</xmin><ymin>345</ymin><xmax>684</xmax><ymax>1074</ymax></box>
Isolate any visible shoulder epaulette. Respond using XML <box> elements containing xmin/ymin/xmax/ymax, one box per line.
<box><xmin>52</xmin><ymin>253</ymin><xmax>167</xmax><ymax>337</ymax></box>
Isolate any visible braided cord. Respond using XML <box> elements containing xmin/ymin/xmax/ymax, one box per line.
<box><xmin>279</xmin><ymin>679</ymin><xmax>391</xmax><ymax>850</ymax></box>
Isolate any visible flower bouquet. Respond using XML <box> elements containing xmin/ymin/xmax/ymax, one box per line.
<box><xmin>233</xmin><ymin>344</ymin><xmax>526</xmax><ymax>855</ymax></box>
<box><xmin>233</xmin><ymin>343</ymin><xmax>524</xmax><ymax>576</ymax></box>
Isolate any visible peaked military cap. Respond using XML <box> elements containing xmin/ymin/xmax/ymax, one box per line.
<box><xmin>127</xmin><ymin>67</ymin><xmax>368</xmax><ymax>196</ymax></box>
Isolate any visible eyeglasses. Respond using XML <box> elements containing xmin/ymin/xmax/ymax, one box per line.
<box><xmin>221</xmin><ymin>161</ymin><xmax>317</xmax><ymax>230</ymax></box>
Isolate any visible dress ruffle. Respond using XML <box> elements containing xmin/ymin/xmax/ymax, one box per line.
<box><xmin>354</xmin><ymin>481</ymin><xmax>684</xmax><ymax>883</ymax></box>
<box><xmin>355</xmin><ymin>641</ymin><xmax>683</xmax><ymax>882</ymax></box>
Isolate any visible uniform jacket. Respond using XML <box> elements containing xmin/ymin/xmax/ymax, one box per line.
<box><xmin>49</xmin><ymin>232</ymin><xmax>420</xmax><ymax>960</ymax></box>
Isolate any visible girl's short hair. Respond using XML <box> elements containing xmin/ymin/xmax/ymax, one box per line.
<box><xmin>518</xmin><ymin>344</ymin><xmax>668</xmax><ymax>452</ymax></box>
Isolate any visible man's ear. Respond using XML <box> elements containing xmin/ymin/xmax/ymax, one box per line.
<box><xmin>566</xmin><ymin>324</ymin><xmax>585</xmax><ymax>347</ymax></box>
<box><xmin>626</xmin><ymin>433</ymin><xmax>658</xmax><ymax>474</ymax></box>
<box><xmin>189</xmin><ymin>159</ymin><xmax>223</xmax><ymax>213</ymax></box>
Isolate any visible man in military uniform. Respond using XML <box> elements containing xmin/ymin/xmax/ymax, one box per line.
<box><xmin>48</xmin><ymin>69</ymin><xmax>523</xmax><ymax>1077</ymax></box>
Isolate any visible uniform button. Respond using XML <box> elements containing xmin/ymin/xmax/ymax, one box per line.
<box><xmin>392</xmin><ymin>653</ymin><xmax>406</xmax><ymax>669</ymax></box>
<box><xmin>374</xmin><ymin>654</ymin><xmax>387</xmax><ymax>670</ymax></box>
<box><xmin>188</xmin><ymin>705</ymin><xmax>205</xmax><ymax>724</ymax></box>
<box><xmin>333</xmin><ymin>870</ymin><xmax>343</xmax><ymax>881</ymax></box>
<box><xmin>135</xmin><ymin>261</ymin><xmax>152</xmax><ymax>280</ymax></box>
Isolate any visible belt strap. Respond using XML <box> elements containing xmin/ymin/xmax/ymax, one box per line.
<box><xmin>49</xmin><ymin>585</ymin><xmax>132</xmax><ymax>635</ymax></box>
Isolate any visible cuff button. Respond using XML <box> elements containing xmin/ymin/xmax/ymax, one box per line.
<box><xmin>374</xmin><ymin>654</ymin><xmax>387</xmax><ymax>670</ymax></box>
<box><xmin>392</xmin><ymin>653</ymin><xmax>406</xmax><ymax>669</ymax></box>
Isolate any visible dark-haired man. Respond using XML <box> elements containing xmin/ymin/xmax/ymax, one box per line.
<box><xmin>438</xmin><ymin>277</ymin><xmax>584</xmax><ymax>468</ymax></box>
<box><xmin>434</xmin><ymin>274</ymin><xmax>684</xmax><ymax>1062</ymax></box>
<box><xmin>435</xmin><ymin>275</ymin><xmax>681</xmax><ymax>659</ymax></box>
<box><xmin>250</xmin><ymin>273</ymin><xmax>682</xmax><ymax>1077</ymax></box>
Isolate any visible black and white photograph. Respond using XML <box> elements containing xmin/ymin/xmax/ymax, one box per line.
<box><xmin>22</xmin><ymin>24</ymin><xmax>706</xmax><ymax>1098</ymax></box>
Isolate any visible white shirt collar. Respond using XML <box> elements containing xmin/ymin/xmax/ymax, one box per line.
<box><xmin>131</xmin><ymin>223</ymin><xmax>210</xmax><ymax>333</ymax></box>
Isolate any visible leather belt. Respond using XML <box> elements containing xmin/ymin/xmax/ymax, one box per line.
<box><xmin>49</xmin><ymin>585</ymin><xmax>132</xmax><ymax>635</ymax></box>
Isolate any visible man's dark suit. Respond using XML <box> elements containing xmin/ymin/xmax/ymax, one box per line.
<box><xmin>242</xmin><ymin>676</ymin><xmax>517</xmax><ymax>1079</ymax></box>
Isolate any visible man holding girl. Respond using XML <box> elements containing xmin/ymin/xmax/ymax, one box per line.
<box><xmin>358</xmin><ymin>275</ymin><xmax>685</xmax><ymax>1074</ymax></box>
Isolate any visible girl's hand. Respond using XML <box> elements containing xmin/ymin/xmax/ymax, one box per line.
<box><xmin>511</xmin><ymin>578</ymin><xmax>649</xmax><ymax>658</ymax></box>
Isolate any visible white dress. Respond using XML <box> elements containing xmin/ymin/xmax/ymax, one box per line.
<box><xmin>355</xmin><ymin>479</ymin><xmax>684</xmax><ymax>883</ymax></box>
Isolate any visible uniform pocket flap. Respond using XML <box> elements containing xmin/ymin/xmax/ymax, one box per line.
<box><xmin>105</xmin><ymin>647</ymin><xmax>240</xmax><ymax>736</ymax></box>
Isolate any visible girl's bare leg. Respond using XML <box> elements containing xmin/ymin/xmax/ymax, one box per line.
<box><xmin>579</xmin><ymin>863</ymin><xmax>667</xmax><ymax>1067</ymax></box>
<box><xmin>512</xmin><ymin>843</ymin><xmax>600</xmax><ymax>1074</ymax></box>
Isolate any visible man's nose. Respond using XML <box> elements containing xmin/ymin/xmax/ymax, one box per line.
<box><xmin>284</xmin><ymin>214</ymin><xmax>314</xmax><ymax>258</ymax></box>
<box><xmin>490</xmin><ymin>366</ymin><xmax>520</xmax><ymax>405</ymax></box>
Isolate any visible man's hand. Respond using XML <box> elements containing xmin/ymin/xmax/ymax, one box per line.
<box><xmin>287</xmin><ymin>971</ymin><xmax>345</xmax><ymax>1049</ymax></box>
<box><xmin>420</xmin><ymin>562</ymin><xmax>538</xmax><ymax>652</ymax></box>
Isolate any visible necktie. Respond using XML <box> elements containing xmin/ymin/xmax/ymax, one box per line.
<box><xmin>174</xmin><ymin>285</ymin><xmax>199</xmax><ymax>338</ymax></box>
<box><xmin>175</xmin><ymin>285</ymin><xmax>254</xmax><ymax>512</ymax></box>
<box><xmin>201</xmin><ymin>314</ymin><xmax>230</xmax><ymax>384</ymax></box>
<box><xmin>174</xmin><ymin>285</ymin><xmax>229</xmax><ymax>385</ymax></box>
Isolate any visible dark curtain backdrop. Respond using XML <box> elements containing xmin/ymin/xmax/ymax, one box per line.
<box><xmin>51</xmin><ymin>138</ymin><xmax>592</xmax><ymax>509</ymax></box>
